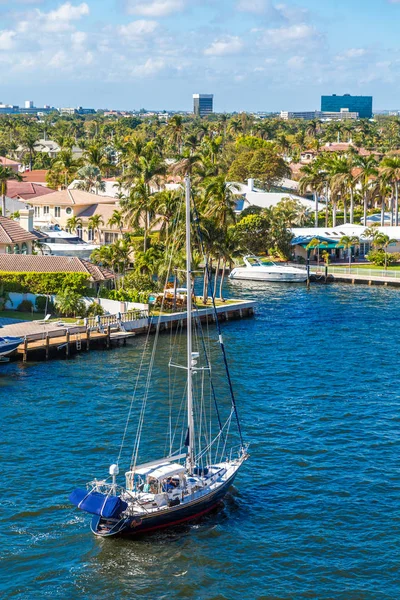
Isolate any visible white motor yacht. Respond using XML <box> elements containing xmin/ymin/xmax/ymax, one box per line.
<box><xmin>0</xmin><ymin>337</ymin><xmax>23</xmax><ymax>358</ymax></box>
<box><xmin>36</xmin><ymin>226</ymin><xmax>100</xmax><ymax>259</ymax></box>
<box><xmin>229</xmin><ymin>255</ymin><xmax>307</xmax><ymax>283</ymax></box>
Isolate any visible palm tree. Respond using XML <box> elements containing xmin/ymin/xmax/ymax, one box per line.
<box><xmin>75</xmin><ymin>165</ymin><xmax>105</xmax><ymax>194</ymax></box>
<box><xmin>380</xmin><ymin>155</ymin><xmax>400</xmax><ymax>226</ymax></box>
<box><xmin>167</xmin><ymin>115</ymin><xmax>184</xmax><ymax>154</ymax></box>
<box><xmin>338</xmin><ymin>235</ymin><xmax>359</xmax><ymax>267</ymax></box>
<box><xmin>84</xmin><ymin>144</ymin><xmax>112</xmax><ymax>175</ymax></box>
<box><xmin>88</xmin><ymin>214</ymin><xmax>104</xmax><ymax>243</ymax></box>
<box><xmin>66</xmin><ymin>216</ymin><xmax>82</xmax><ymax>234</ymax></box>
<box><xmin>0</xmin><ymin>166</ymin><xmax>22</xmax><ymax>217</ymax></box>
<box><xmin>51</xmin><ymin>149</ymin><xmax>81</xmax><ymax>187</ymax></box>
<box><xmin>120</xmin><ymin>177</ymin><xmax>152</xmax><ymax>251</ymax></box>
<box><xmin>21</xmin><ymin>130</ymin><xmax>38</xmax><ymax>171</ymax></box>
<box><xmin>107</xmin><ymin>209</ymin><xmax>125</xmax><ymax>235</ymax></box>
<box><xmin>203</xmin><ymin>176</ymin><xmax>238</xmax><ymax>232</ymax></box>
<box><xmin>306</xmin><ymin>119</ymin><xmax>321</xmax><ymax>139</ymax></box>
<box><xmin>329</xmin><ymin>155</ymin><xmax>357</xmax><ymax>224</ymax></box>
<box><xmin>362</xmin><ymin>224</ymin><xmax>379</xmax><ymax>257</ymax></box>
<box><xmin>218</xmin><ymin>228</ymin><xmax>241</xmax><ymax>300</ymax></box>
<box><xmin>373</xmin><ymin>232</ymin><xmax>397</xmax><ymax>269</ymax></box>
<box><xmin>306</xmin><ymin>237</ymin><xmax>328</xmax><ymax>269</ymax></box>
<box><xmin>354</xmin><ymin>155</ymin><xmax>378</xmax><ymax>227</ymax></box>
<box><xmin>299</xmin><ymin>163</ymin><xmax>325</xmax><ymax>227</ymax></box>
<box><xmin>151</xmin><ymin>189</ymin><xmax>183</xmax><ymax>239</ymax></box>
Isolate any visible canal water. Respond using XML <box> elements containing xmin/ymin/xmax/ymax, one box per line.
<box><xmin>1</xmin><ymin>282</ymin><xmax>400</xmax><ymax>599</ymax></box>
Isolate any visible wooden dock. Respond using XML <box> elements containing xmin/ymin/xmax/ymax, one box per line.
<box><xmin>2</xmin><ymin>300</ymin><xmax>256</xmax><ymax>362</ymax></box>
<box><xmin>310</xmin><ymin>266</ymin><xmax>400</xmax><ymax>288</ymax></box>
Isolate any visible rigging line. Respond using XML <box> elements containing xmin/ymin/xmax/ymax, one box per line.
<box><xmin>131</xmin><ymin>192</ymin><xmax>184</xmax><ymax>470</ymax></box>
<box><xmin>195</xmin><ymin>410</ymin><xmax>234</xmax><ymax>462</ymax></box>
<box><xmin>117</xmin><ymin>319</ymin><xmax>153</xmax><ymax>465</ymax></box>
<box><xmin>193</xmin><ymin>302</ymin><xmax>225</xmax><ymax>443</ymax></box>
<box><xmin>192</xmin><ymin>196</ymin><xmax>245</xmax><ymax>449</ymax></box>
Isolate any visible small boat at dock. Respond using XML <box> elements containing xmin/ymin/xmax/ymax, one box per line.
<box><xmin>229</xmin><ymin>255</ymin><xmax>307</xmax><ymax>283</ymax></box>
<box><xmin>0</xmin><ymin>336</ymin><xmax>23</xmax><ymax>358</ymax></box>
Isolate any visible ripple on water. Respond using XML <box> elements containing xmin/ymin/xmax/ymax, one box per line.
<box><xmin>1</xmin><ymin>282</ymin><xmax>400</xmax><ymax>599</ymax></box>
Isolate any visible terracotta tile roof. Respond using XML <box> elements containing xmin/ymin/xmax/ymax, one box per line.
<box><xmin>0</xmin><ymin>254</ymin><xmax>114</xmax><ymax>281</ymax></box>
<box><xmin>27</xmin><ymin>188</ymin><xmax>118</xmax><ymax>206</ymax></box>
<box><xmin>0</xmin><ymin>216</ymin><xmax>39</xmax><ymax>244</ymax></box>
<box><xmin>6</xmin><ymin>181</ymin><xmax>55</xmax><ymax>201</ymax></box>
<box><xmin>22</xmin><ymin>170</ymin><xmax>49</xmax><ymax>183</ymax></box>
<box><xmin>0</xmin><ymin>156</ymin><xmax>20</xmax><ymax>167</ymax></box>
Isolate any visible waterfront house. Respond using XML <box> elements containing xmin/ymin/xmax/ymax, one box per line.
<box><xmin>231</xmin><ymin>179</ymin><xmax>323</xmax><ymax>213</ymax></box>
<box><xmin>0</xmin><ymin>214</ymin><xmax>39</xmax><ymax>254</ymax></box>
<box><xmin>290</xmin><ymin>224</ymin><xmax>400</xmax><ymax>261</ymax></box>
<box><xmin>26</xmin><ymin>189</ymin><xmax>119</xmax><ymax>241</ymax></box>
<box><xmin>4</xmin><ymin>180</ymin><xmax>55</xmax><ymax>215</ymax></box>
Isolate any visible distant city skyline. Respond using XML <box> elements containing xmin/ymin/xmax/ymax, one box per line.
<box><xmin>1</xmin><ymin>1</ymin><xmax>400</xmax><ymax>112</ymax></box>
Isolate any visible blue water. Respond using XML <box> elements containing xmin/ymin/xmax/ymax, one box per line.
<box><xmin>1</xmin><ymin>282</ymin><xmax>400</xmax><ymax>599</ymax></box>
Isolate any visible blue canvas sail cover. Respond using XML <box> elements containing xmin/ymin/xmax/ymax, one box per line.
<box><xmin>69</xmin><ymin>489</ymin><xmax>128</xmax><ymax>519</ymax></box>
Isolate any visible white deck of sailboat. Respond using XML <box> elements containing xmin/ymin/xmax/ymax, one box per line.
<box><xmin>115</xmin><ymin>460</ymin><xmax>240</xmax><ymax>515</ymax></box>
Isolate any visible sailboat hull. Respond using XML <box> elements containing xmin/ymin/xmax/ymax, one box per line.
<box><xmin>91</xmin><ymin>472</ymin><xmax>238</xmax><ymax>538</ymax></box>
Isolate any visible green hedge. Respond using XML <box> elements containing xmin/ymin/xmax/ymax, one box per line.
<box><xmin>0</xmin><ymin>272</ymin><xmax>90</xmax><ymax>295</ymax></box>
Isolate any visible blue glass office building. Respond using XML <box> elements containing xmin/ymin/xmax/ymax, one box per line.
<box><xmin>321</xmin><ymin>94</ymin><xmax>373</xmax><ymax>119</ymax></box>
<box><xmin>193</xmin><ymin>94</ymin><xmax>213</xmax><ymax>117</ymax></box>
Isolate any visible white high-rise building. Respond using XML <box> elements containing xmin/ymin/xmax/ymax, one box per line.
<box><xmin>25</xmin><ymin>100</ymin><xmax>34</xmax><ymax>109</ymax></box>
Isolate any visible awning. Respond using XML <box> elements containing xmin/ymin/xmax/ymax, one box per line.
<box><xmin>69</xmin><ymin>488</ymin><xmax>128</xmax><ymax>519</ymax></box>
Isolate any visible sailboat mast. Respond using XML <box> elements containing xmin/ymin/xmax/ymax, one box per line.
<box><xmin>185</xmin><ymin>175</ymin><xmax>195</xmax><ymax>473</ymax></box>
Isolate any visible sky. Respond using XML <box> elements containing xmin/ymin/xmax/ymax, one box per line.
<box><xmin>1</xmin><ymin>0</ymin><xmax>400</xmax><ymax>112</ymax></box>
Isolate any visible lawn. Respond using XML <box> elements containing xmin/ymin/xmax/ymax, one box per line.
<box><xmin>150</xmin><ymin>297</ymin><xmax>238</xmax><ymax>316</ymax></box>
<box><xmin>0</xmin><ymin>310</ymin><xmax>81</xmax><ymax>323</ymax></box>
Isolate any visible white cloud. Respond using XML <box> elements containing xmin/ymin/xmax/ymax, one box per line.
<box><xmin>131</xmin><ymin>57</ymin><xmax>166</xmax><ymax>76</ymax></box>
<box><xmin>287</xmin><ymin>55</ymin><xmax>305</xmax><ymax>69</ymax></box>
<box><xmin>38</xmin><ymin>2</ymin><xmax>89</xmax><ymax>32</ymax></box>
<box><xmin>257</xmin><ymin>23</ymin><xmax>319</xmax><ymax>48</ymax></box>
<box><xmin>119</xmin><ymin>20</ymin><xmax>159</xmax><ymax>37</ymax></box>
<box><xmin>126</xmin><ymin>0</ymin><xmax>185</xmax><ymax>17</ymax></box>
<box><xmin>71</xmin><ymin>31</ymin><xmax>87</xmax><ymax>48</ymax></box>
<box><xmin>204</xmin><ymin>35</ymin><xmax>244</xmax><ymax>56</ymax></box>
<box><xmin>0</xmin><ymin>30</ymin><xmax>16</xmax><ymax>51</ymax></box>
<box><xmin>236</xmin><ymin>0</ymin><xmax>273</xmax><ymax>14</ymax></box>
<box><xmin>335</xmin><ymin>48</ymin><xmax>367</xmax><ymax>60</ymax></box>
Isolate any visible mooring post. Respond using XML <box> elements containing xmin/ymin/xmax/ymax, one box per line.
<box><xmin>106</xmin><ymin>325</ymin><xmax>111</xmax><ymax>349</ymax></box>
<box><xmin>66</xmin><ymin>330</ymin><xmax>70</xmax><ymax>358</ymax></box>
<box><xmin>86</xmin><ymin>329</ymin><xmax>90</xmax><ymax>351</ymax></box>
<box><xmin>45</xmin><ymin>334</ymin><xmax>50</xmax><ymax>360</ymax></box>
<box><xmin>23</xmin><ymin>337</ymin><xmax>28</xmax><ymax>362</ymax></box>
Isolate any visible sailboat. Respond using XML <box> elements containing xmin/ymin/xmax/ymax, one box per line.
<box><xmin>69</xmin><ymin>176</ymin><xmax>249</xmax><ymax>537</ymax></box>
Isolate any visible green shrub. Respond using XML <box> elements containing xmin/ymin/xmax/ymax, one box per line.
<box><xmin>55</xmin><ymin>288</ymin><xmax>86</xmax><ymax>317</ymax></box>
<box><xmin>86</xmin><ymin>302</ymin><xmax>105</xmax><ymax>317</ymax></box>
<box><xmin>366</xmin><ymin>250</ymin><xmax>395</xmax><ymax>267</ymax></box>
<box><xmin>35</xmin><ymin>295</ymin><xmax>55</xmax><ymax>313</ymax></box>
<box><xmin>0</xmin><ymin>272</ymin><xmax>90</xmax><ymax>295</ymax></box>
<box><xmin>17</xmin><ymin>299</ymin><xmax>34</xmax><ymax>312</ymax></box>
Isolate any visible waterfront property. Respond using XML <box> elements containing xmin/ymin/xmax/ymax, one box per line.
<box><xmin>0</xmin><ymin>299</ymin><xmax>256</xmax><ymax>362</ymax></box>
<box><xmin>26</xmin><ymin>188</ymin><xmax>119</xmax><ymax>241</ymax></box>
<box><xmin>3</xmin><ymin>180</ymin><xmax>55</xmax><ymax>215</ymax></box>
<box><xmin>0</xmin><ymin>215</ymin><xmax>38</xmax><ymax>254</ymax></box>
<box><xmin>232</xmin><ymin>179</ymin><xmax>323</xmax><ymax>214</ymax></box>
